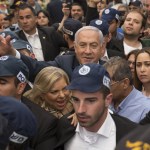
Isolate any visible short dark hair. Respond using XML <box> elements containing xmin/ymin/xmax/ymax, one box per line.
<box><xmin>18</xmin><ymin>4</ymin><xmax>36</xmax><ymax>16</ymax></box>
<box><xmin>99</xmin><ymin>85</ymin><xmax>110</xmax><ymax>99</ymax></box>
<box><xmin>71</xmin><ymin>2</ymin><xmax>83</xmax><ymax>10</ymax></box>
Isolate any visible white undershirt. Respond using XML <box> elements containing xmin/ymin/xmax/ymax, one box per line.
<box><xmin>23</xmin><ymin>29</ymin><xmax>44</xmax><ymax>61</ymax></box>
<box><xmin>123</xmin><ymin>41</ymin><xmax>142</xmax><ymax>55</ymax></box>
<box><xmin>65</xmin><ymin>112</ymin><xmax>116</xmax><ymax>150</ymax></box>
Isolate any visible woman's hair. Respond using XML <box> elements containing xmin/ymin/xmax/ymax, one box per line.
<box><xmin>37</xmin><ymin>10</ymin><xmax>51</xmax><ymax>26</ymax></box>
<box><xmin>24</xmin><ymin>66</ymin><xmax>69</xmax><ymax>105</ymax></box>
<box><xmin>134</xmin><ymin>47</ymin><xmax>150</xmax><ymax>90</ymax></box>
<box><xmin>126</xmin><ymin>49</ymin><xmax>139</xmax><ymax>60</ymax></box>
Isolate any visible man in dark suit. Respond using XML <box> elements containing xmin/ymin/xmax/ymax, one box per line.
<box><xmin>16</xmin><ymin>4</ymin><xmax>65</xmax><ymax>61</ymax></box>
<box><xmin>0</xmin><ymin>55</ymin><xmax>58</xmax><ymax>150</ymax></box>
<box><xmin>0</xmin><ymin>25</ymin><xmax>124</xmax><ymax>82</ymax></box>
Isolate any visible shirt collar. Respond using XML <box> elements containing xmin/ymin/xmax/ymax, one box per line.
<box><xmin>101</xmin><ymin>49</ymin><xmax>109</xmax><ymax>62</ymax></box>
<box><xmin>23</xmin><ymin>28</ymin><xmax>39</xmax><ymax>38</ymax></box>
<box><xmin>111</xmin><ymin>86</ymin><xmax>134</xmax><ymax>112</ymax></box>
<box><xmin>76</xmin><ymin>112</ymin><xmax>116</xmax><ymax>138</ymax></box>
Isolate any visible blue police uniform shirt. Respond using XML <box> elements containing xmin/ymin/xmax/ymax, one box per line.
<box><xmin>110</xmin><ymin>87</ymin><xmax>150</xmax><ymax>123</ymax></box>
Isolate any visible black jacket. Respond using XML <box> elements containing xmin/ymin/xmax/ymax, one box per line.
<box><xmin>21</xmin><ymin>54</ymin><xmax>105</xmax><ymax>82</ymax></box>
<box><xmin>54</xmin><ymin>113</ymin><xmax>138</xmax><ymax>150</ymax></box>
<box><xmin>22</xmin><ymin>97</ymin><xmax>58</xmax><ymax>150</ymax></box>
<box><xmin>16</xmin><ymin>26</ymin><xmax>66</xmax><ymax>61</ymax></box>
<box><xmin>115</xmin><ymin>124</ymin><xmax>149</xmax><ymax>150</ymax></box>
<box><xmin>107</xmin><ymin>38</ymin><xmax>148</xmax><ymax>54</ymax></box>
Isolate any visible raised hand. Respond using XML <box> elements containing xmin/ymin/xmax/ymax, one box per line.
<box><xmin>0</xmin><ymin>35</ymin><xmax>16</xmax><ymax>56</ymax></box>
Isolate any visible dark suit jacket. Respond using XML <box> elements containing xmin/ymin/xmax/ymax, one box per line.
<box><xmin>22</xmin><ymin>97</ymin><xmax>58</xmax><ymax>150</ymax></box>
<box><xmin>16</xmin><ymin>26</ymin><xmax>66</xmax><ymax>61</ymax></box>
<box><xmin>54</xmin><ymin>113</ymin><xmax>138</xmax><ymax>150</ymax></box>
<box><xmin>21</xmin><ymin>53</ymin><xmax>105</xmax><ymax>82</ymax></box>
<box><xmin>107</xmin><ymin>38</ymin><xmax>148</xmax><ymax>54</ymax></box>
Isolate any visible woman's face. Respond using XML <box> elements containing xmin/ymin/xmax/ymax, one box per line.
<box><xmin>37</xmin><ymin>12</ymin><xmax>49</xmax><ymax>26</ymax></box>
<box><xmin>127</xmin><ymin>54</ymin><xmax>136</xmax><ymax>77</ymax></box>
<box><xmin>136</xmin><ymin>52</ymin><xmax>150</xmax><ymax>84</ymax></box>
<box><xmin>43</xmin><ymin>77</ymin><xmax>70</xmax><ymax>111</ymax></box>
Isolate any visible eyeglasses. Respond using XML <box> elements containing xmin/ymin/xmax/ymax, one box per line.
<box><xmin>110</xmin><ymin>79</ymin><xmax>125</xmax><ymax>86</ymax></box>
<box><xmin>110</xmin><ymin>81</ymin><xmax>120</xmax><ymax>86</ymax></box>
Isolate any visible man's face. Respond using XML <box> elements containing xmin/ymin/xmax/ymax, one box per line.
<box><xmin>123</xmin><ymin>11</ymin><xmax>143</xmax><ymax>36</ymax></box>
<box><xmin>107</xmin><ymin>68</ymin><xmax>125</xmax><ymax>104</ymax></box>
<box><xmin>18</xmin><ymin>8</ymin><xmax>37</xmax><ymax>35</ymax></box>
<box><xmin>71</xmin><ymin>5</ymin><xmax>84</xmax><ymax>20</ymax></box>
<box><xmin>72</xmin><ymin>90</ymin><xmax>111</xmax><ymax>132</ymax></box>
<box><xmin>142</xmin><ymin>0</ymin><xmax>150</xmax><ymax>18</ymax></box>
<box><xmin>0</xmin><ymin>76</ymin><xmax>19</xmax><ymax>98</ymax></box>
<box><xmin>74</xmin><ymin>30</ymin><xmax>103</xmax><ymax>64</ymax></box>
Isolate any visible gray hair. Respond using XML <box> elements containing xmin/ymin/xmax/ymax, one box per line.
<box><xmin>74</xmin><ymin>26</ymin><xmax>104</xmax><ymax>45</ymax></box>
<box><xmin>103</xmin><ymin>56</ymin><xmax>133</xmax><ymax>85</ymax></box>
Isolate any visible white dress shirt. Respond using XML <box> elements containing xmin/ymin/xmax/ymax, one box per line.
<box><xmin>24</xmin><ymin>29</ymin><xmax>44</xmax><ymax>61</ymax></box>
<box><xmin>65</xmin><ymin>112</ymin><xmax>116</xmax><ymax>150</ymax></box>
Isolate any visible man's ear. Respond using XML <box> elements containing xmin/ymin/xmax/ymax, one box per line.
<box><xmin>122</xmin><ymin>78</ymin><xmax>130</xmax><ymax>89</ymax></box>
<box><xmin>105</xmin><ymin>93</ymin><xmax>113</xmax><ymax>107</ymax></box>
<box><xmin>17</xmin><ymin>82</ymin><xmax>27</xmax><ymax>95</ymax></box>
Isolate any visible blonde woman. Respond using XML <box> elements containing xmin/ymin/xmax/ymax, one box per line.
<box><xmin>24</xmin><ymin>66</ymin><xmax>74</xmax><ymax>119</ymax></box>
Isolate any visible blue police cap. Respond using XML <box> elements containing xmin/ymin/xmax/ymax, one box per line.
<box><xmin>0</xmin><ymin>55</ymin><xmax>29</xmax><ymax>82</ymax></box>
<box><xmin>62</xmin><ymin>18</ymin><xmax>83</xmax><ymax>39</ymax></box>
<box><xmin>0</xmin><ymin>31</ymin><xmax>20</xmax><ymax>43</ymax></box>
<box><xmin>67</xmin><ymin>63</ymin><xmax>110</xmax><ymax>93</ymax></box>
<box><xmin>0</xmin><ymin>96</ymin><xmax>37</xmax><ymax>146</ymax></box>
<box><xmin>12</xmin><ymin>40</ymin><xmax>33</xmax><ymax>53</ymax></box>
<box><xmin>89</xmin><ymin>19</ymin><xmax>109</xmax><ymax>36</ymax></box>
<box><xmin>102</xmin><ymin>8</ymin><xmax>120</xmax><ymax>22</ymax></box>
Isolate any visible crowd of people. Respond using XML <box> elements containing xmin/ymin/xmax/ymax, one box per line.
<box><xmin>0</xmin><ymin>0</ymin><xmax>150</xmax><ymax>149</ymax></box>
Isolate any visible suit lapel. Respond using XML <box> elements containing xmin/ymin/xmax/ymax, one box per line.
<box><xmin>18</xmin><ymin>30</ymin><xmax>28</xmax><ymax>41</ymax></box>
<box><xmin>38</xmin><ymin>29</ymin><xmax>47</xmax><ymax>54</ymax></box>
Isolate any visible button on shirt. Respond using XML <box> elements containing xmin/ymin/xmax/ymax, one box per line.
<box><xmin>24</xmin><ymin>29</ymin><xmax>44</xmax><ymax>61</ymax></box>
<box><xmin>110</xmin><ymin>87</ymin><xmax>150</xmax><ymax>123</ymax></box>
<box><xmin>65</xmin><ymin>112</ymin><xmax>116</xmax><ymax>150</ymax></box>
